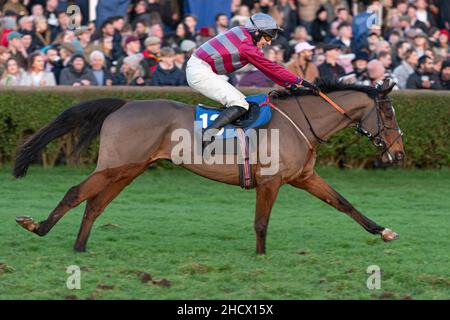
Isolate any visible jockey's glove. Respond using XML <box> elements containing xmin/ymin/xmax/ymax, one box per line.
<box><xmin>301</xmin><ymin>80</ymin><xmax>320</xmax><ymax>95</ymax></box>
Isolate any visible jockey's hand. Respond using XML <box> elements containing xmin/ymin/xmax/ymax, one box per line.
<box><xmin>301</xmin><ymin>80</ymin><xmax>320</xmax><ymax>95</ymax></box>
<box><xmin>288</xmin><ymin>83</ymin><xmax>302</xmax><ymax>94</ymax></box>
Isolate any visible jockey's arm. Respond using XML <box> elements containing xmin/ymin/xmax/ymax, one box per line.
<box><xmin>241</xmin><ymin>43</ymin><xmax>318</xmax><ymax>92</ymax></box>
<box><xmin>241</xmin><ymin>42</ymin><xmax>302</xmax><ymax>87</ymax></box>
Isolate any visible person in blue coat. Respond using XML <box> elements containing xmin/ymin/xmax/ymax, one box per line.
<box><xmin>150</xmin><ymin>47</ymin><xmax>187</xmax><ymax>86</ymax></box>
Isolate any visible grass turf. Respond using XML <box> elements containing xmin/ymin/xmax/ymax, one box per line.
<box><xmin>0</xmin><ymin>165</ymin><xmax>449</xmax><ymax>300</ymax></box>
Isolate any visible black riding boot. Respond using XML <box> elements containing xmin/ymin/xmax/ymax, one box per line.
<box><xmin>203</xmin><ymin>105</ymin><xmax>247</xmax><ymax>148</ymax></box>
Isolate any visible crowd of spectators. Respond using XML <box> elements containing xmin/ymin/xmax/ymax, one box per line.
<box><xmin>0</xmin><ymin>0</ymin><xmax>450</xmax><ymax>90</ymax></box>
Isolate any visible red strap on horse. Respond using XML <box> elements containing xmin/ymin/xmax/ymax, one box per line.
<box><xmin>259</xmin><ymin>95</ymin><xmax>275</xmax><ymax>108</ymax></box>
<box><xmin>318</xmin><ymin>92</ymin><xmax>347</xmax><ymax>115</ymax></box>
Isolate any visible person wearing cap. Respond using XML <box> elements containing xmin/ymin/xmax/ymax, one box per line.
<box><xmin>1</xmin><ymin>12</ymin><xmax>17</xmax><ymax>47</ymax></box>
<box><xmin>124</xmin><ymin>35</ymin><xmax>141</xmax><ymax>56</ymax></box>
<box><xmin>180</xmin><ymin>39</ymin><xmax>196</xmax><ymax>54</ymax></box>
<box><xmin>60</xmin><ymin>54</ymin><xmax>97</xmax><ymax>86</ymax></box>
<box><xmin>115</xmin><ymin>35</ymin><xmax>142</xmax><ymax>73</ymax></box>
<box><xmin>440</xmin><ymin>60</ymin><xmax>450</xmax><ymax>90</ymax></box>
<box><xmin>287</xmin><ymin>42</ymin><xmax>319</xmax><ymax>83</ymax></box>
<box><xmin>186</xmin><ymin>13</ymin><xmax>318</xmax><ymax>145</ymax></box>
<box><xmin>7</xmin><ymin>31</ymin><xmax>28</xmax><ymax>69</ymax></box>
<box><xmin>197</xmin><ymin>27</ymin><xmax>215</xmax><ymax>44</ymax></box>
<box><xmin>112</xmin><ymin>53</ymin><xmax>148</xmax><ymax>86</ymax></box>
<box><xmin>174</xmin><ymin>40</ymin><xmax>196</xmax><ymax>71</ymax></box>
<box><xmin>437</xmin><ymin>29</ymin><xmax>449</xmax><ymax>51</ymax></box>
<box><xmin>352</xmin><ymin>51</ymin><xmax>370</xmax><ymax>85</ymax></box>
<box><xmin>142</xmin><ymin>36</ymin><xmax>161</xmax><ymax>79</ymax></box>
<box><xmin>406</xmin><ymin>54</ymin><xmax>442</xmax><ymax>90</ymax></box>
<box><xmin>150</xmin><ymin>47</ymin><xmax>187</xmax><ymax>86</ymax></box>
<box><xmin>318</xmin><ymin>44</ymin><xmax>346</xmax><ymax>82</ymax></box>
<box><xmin>59</xmin><ymin>42</ymin><xmax>76</xmax><ymax>67</ymax></box>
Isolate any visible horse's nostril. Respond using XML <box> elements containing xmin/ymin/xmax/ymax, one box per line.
<box><xmin>396</xmin><ymin>152</ymin><xmax>404</xmax><ymax>161</ymax></box>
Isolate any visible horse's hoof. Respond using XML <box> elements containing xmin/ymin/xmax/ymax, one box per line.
<box><xmin>15</xmin><ymin>215</ymin><xmax>39</xmax><ymax>232</ymax></box>
<box><xmin>381</xmin><ymin>228</ymin><xmax>399</xmax><ymax>242</ymax></box>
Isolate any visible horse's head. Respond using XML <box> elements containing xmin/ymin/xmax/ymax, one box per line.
<box><xmin>356</xmin><ymin>78</ymin><xmax>405</xmax><ymax>165</ymax></box>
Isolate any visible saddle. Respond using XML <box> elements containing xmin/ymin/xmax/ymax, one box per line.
<box><xmin>195</xmin><ymin>94</ymin><xmax>273</xmax><ymax>140</ymax></box>
<box><xmin>195</xmin><ymin>94</ymin><xmax>274</xmax><ymax>190</ymax></box>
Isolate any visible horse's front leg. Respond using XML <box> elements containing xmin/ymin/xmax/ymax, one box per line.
<box><xmin>290</xmin><ymin>171</ymin><xmax>399</xmax><ymax>241</ymax></box>
<box><xmin>254</xmin><ymin>177</ymin><xmax>282</xmax><ymax>255</ymax></box>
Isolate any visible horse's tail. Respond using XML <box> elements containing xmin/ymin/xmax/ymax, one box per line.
<box><xmin>13</xmin><ymin>98</ymin><xmax>128</xmax><ymax>178</ymax></box>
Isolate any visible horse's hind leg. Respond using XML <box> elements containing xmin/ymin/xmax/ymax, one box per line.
<box><xmin>16</xmin><ymin>171</ymin><xmax>112</xmax><ymax>236</ymax></box>
<box><xmin>73</xmin><ymin>165</ymin><xmax>145</xmax><ymax>252</ymax></box>
<box><xmin>290</xmin><ymin>172</ymin><xmax>399</xmax><ymax>241</ymax></box>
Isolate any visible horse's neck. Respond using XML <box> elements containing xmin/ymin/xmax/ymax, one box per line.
<box><xmin>283</xmin><ymin>91</ymin><xmax>372</xmax><ymax>145</ymax></box>
<box><xmin>318</xmin><ymin>91</ymin><xmax>373</xmax><ymax>141</ymax></box>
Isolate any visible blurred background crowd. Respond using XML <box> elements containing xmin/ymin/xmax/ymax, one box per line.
<box><xmin>0</xmin><ymin>0</ymin><xmax>449</xmax><ymax>90</ymax></box>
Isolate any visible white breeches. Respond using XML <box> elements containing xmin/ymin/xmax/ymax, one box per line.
<box><xmin>186</xmin><ymin>55</ymin><xmax>249</xmax><ymax>110</ymax></box>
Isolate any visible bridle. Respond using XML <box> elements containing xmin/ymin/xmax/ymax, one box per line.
<box><xmin>292</xmin><ymin>90</ymin><xmax>403</xmax><ymax>160</ymax></box>
<box><xmin>355</xmin><ymin>95</ymin><xmax>403</xmax><ymax>161</ymax></box>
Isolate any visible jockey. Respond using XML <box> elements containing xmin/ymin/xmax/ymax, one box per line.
<box><xmin>186</xmin><ymin>13</ymin><xmax>319</xmax><ymax>143</ymax></box>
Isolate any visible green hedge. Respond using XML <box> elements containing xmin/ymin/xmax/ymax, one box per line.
<box><xmin>0</xmin><ymin>87</ymin><xmax>449</xmax><ymax>168</ymax></box>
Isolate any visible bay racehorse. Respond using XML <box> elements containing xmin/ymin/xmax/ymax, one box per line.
<box><xmin>14</xmin><ymin>79</ymin><xmax>404</xmax><ymax>254</ymax></box>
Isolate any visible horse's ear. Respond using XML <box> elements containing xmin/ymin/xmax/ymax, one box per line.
<box><xmin>377</xmin><ymin>78</ymin><xmax>396</xmax><ymax>96</ymax></box>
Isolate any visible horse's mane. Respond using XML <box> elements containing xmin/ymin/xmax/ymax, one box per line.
<box><xmin>270</xmin><ymin>79</ymin><xmax>378</xmax><ymax>100</ymax></box>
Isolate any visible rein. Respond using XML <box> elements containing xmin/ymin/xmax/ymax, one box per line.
<box><xmin>289</xmin><ymin>90</ymin><xmax>402</xmax><ymax>158</ymax></box>
<box><xmin>294</xmin><ymin>97</ymin><xmax>326</xmax><ymax>144</ymax></box>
